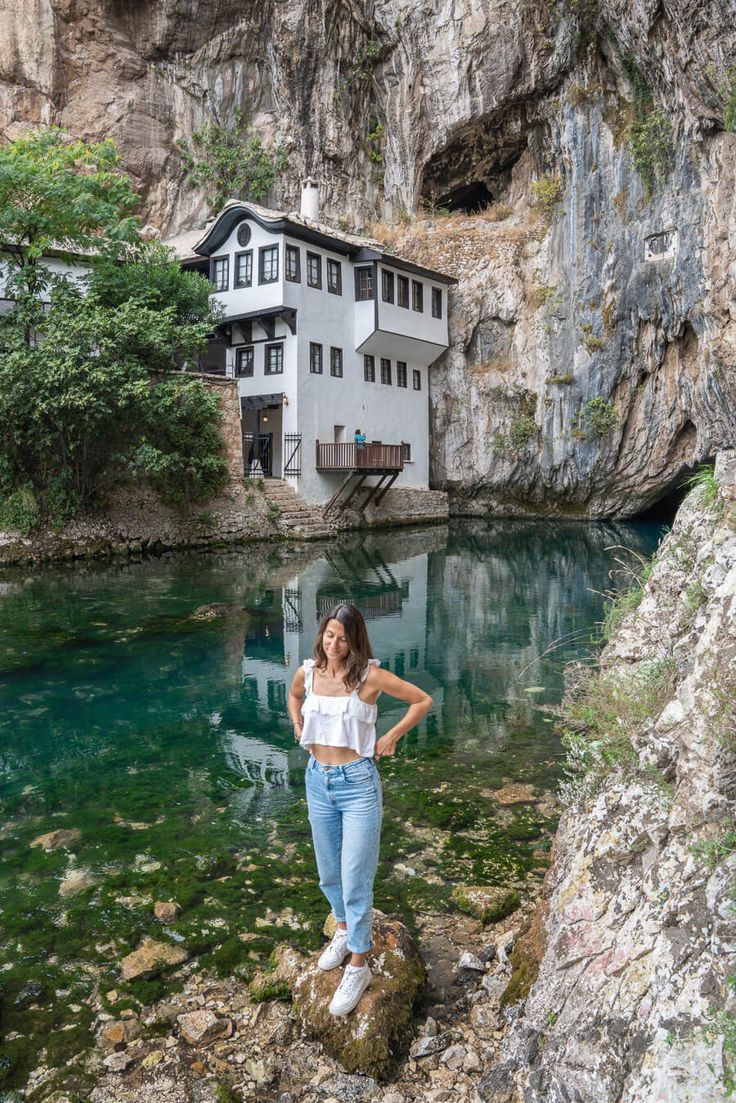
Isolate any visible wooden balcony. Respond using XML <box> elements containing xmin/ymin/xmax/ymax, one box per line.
<box><xmin>315</xmin><ymin>441</ymin><xmax>404</xmax><ymax>472</ymax></box>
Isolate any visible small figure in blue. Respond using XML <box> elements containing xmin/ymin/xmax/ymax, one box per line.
<box><xmin>288</xmin><ymin>602</ymin><xmax>432</xmax><ymax>1016</ymax></box>
<box><xmin>354</xmin><ymin>427</ymin><xmax>366</xmax><ymax>450</ymax></box>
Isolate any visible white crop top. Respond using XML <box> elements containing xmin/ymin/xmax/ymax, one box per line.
<box><xmin>300</xmin><ymin>658</ymin><xmax>381</xmax><ymax>758</ymax></box>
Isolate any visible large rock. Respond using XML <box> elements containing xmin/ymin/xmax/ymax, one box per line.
<box><xmin>451</xmin><ymin>885</ymin><xmax>520</xmax><ymax>924</ymax></box>
<box><xmin>493</xmin><ymin>477</ymin><xmax>736</xmax><ymax>1101</ymax></box>
<box><xmin>275</xmin><ymin>914</ymin><xmax>426</xmax><ymax>1079</ymax></box>
<box><xmin>120</xmin><ymin>938</ymin><xmax>188</xmax><ymax>981</ymax></box>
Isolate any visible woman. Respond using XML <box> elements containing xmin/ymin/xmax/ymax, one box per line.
<box><xmin>288</xmin><ymin>602</ymin><xmax>432</xmax><ymax>1017</ymax></box>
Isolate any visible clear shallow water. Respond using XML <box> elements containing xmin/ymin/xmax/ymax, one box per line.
<box><xmin>0</xmin><ymin>519</ymin><xmax>662</xmax><ymax>1092</ymax></box>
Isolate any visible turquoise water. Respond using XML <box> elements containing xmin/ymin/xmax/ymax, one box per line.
<box><xmin>0</xmin><ymin>519</ymin><xmax>662</xmax><ymax>1093</ymax></box>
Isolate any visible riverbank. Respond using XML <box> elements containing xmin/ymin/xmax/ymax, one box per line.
<box><xmin>0</xmin><ymin>482</ymin><xmax>449</xmax><ymax>567</ymax></box>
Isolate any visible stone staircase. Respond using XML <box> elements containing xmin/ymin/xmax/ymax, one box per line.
<box><xmin>260</xmin><ymin>478</ymin><xmax>335</xmax><ymax>539</ymax></box>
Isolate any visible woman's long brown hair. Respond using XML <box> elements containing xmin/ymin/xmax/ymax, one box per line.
<box><xmin>313</xmin><ymin>603</ymin><xmax>374</xmax><ymax>691</ymax></box>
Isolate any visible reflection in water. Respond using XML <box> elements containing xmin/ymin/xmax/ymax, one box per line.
<box><xmin>0</xmin><ymin>519</ymin><xmax>663</xmax><ymax>1093</ymax></box>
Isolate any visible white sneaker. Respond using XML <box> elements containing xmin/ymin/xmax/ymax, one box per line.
<box><xmin>328</xmin><ymin>963</ymin><xmax>372</xmax><ymax>1016</ymax></box>
<box><xmin>317</xmin><ymin>927</ymin><xmax>350</xmax><ymax>971</ymax></box>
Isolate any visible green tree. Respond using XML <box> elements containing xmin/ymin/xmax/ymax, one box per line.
<box><xmin>177</xmin><ymin>109</ymin><xmax>288</xmax><ymax>212</ymax></box>
<box><xmin>0</xmin><ymin>130</ymin><xmax>228</xmax><ymax>531</ymax></box>
<box><xmin>0</xmin><ymin>128</ymin><xmax>140</xmax><ymax>289</ymax></box>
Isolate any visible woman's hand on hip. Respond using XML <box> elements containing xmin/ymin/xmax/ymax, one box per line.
<box><xmin>375</xmin><ymin>733</ymin><xmax>399</xmax><ymax>758</ymax></box>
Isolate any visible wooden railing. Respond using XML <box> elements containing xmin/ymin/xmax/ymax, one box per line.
<box><xmin>315</xmin><ymin>442</ymin><xmax>404</xmax><ymax>471</ymax></box>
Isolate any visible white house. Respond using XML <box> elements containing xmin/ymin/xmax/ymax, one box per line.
<box><xmin>165</xmin><ymin>183</ymin><xmax>456</xmax><ymax>512</ymax></box>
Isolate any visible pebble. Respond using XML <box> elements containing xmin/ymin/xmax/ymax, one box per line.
<box><xmin>409</xmin><ymin>1032</ymin><xmax>453</xmax><ymax>1058</ymax></box>
<box><xmin>463</xmin><ymin>1049</ymin><xmax>481</xmax><ymax>1072</ymax></box>
<box><xmin>102</xmin><ymin>1051</ymin><xmax>135</xmax><ymax>1073</ymax></box>
<box><xmin>457</xmin><ymin>951</ymin><xmax>485</xmax><ymax>972</ymax></box>
<box><xmin>423</xmin><ymin>1015</ymin><xmax>439</xmax><ymax>1036</ymax></box>
<box><xmin>440</xmin><ymin>1043</ymin><xmax>466</xmax><ymax>1070</ymax></box>
<box><xmin>178</xmin><ymin>1009</ymin><xmax>229</xmax><ymax>1045</ymax></box>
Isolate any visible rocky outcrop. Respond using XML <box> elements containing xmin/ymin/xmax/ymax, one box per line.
<box><xmin>491</xmin><ymin>450</ymin><xmax>736</xmax><ymax>1102</ymax></box>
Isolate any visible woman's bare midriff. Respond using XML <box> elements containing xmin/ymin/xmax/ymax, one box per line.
<box><xmin>310</xmin><ymin>744</ymin><xmax>363</xmax><ymax>766</ymax></box>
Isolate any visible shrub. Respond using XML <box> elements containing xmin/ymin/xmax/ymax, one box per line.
<box><xmin>584</xmin><ymin>397</ymin><xmax>618</xmax><ymax>436</ymax></box>
<box><xmin>708</xmin><ymin>66</ymin><xmax>736</xmax><ymax>132</ymax></box>
<box><xmin>177</xmin><ymin>109</ymin><xmax>288</xmax><ymax>212</ymax></box>
<box><xmin>509</xmin><ymin>416</ymin><xmax>537</xmax><ymax>449</ymax></box>
<box><xmin>531</xmin><ymin>173</ymin><xmax>564</xmax><ymax>221</ymax></box>
<box><xmin>628</xmin><ymin>109</ymin><xmax>673</xmax><ymax>194</ymax></box>
<box><xmin>583</xmin><ymin>334</ymin><xmax>605</xmax><ymax>352</ymax></box>
<box><xmin>548</xmin><ymin>372</ymin><xmax>574</xmax><ymax>385</ymax></box>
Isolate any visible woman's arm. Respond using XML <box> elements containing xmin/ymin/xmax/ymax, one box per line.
<box><xmin>288</xmin><ymin>666</ymin><xmax>306</xmax><ymax>742</ymax></box>
<box><xmin>372</xmin><ymin>668</ymin><xmax>433</xmax><ymax>758</ymax></box>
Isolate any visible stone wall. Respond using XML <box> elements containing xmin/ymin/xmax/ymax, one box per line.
<box><xmin>340</xmin><ymin>487</ymin><xmax>449</xmax><ymax>529</ymax></box>
<box><xmin>483</xmin><ymin>450</ymin><xmax>736</xmax><ymax>1103</ymax></box>
<box><xmin>204</xmin><ymin>374</ymin><xmax>245</xmax><ymax>480</ymax></box>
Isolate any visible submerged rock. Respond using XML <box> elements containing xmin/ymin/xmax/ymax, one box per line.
<box><xmin>190</xmin><ymin>603</ymin><xmax>250</xmax><ymax>621</ymax></box>
<box><xmin>120</xmin><ymin>937</ymin><xmax>188</xmax><ymax>981</ymax></box>
<box><xmin>276</xmin><ymin>914</ymin><xmax>426</xmax><ymax>1079</ymax></box>
<box><xmin>154</xmin><ymin>900</ymin><xmax>181</xmax><ymax>923</ymax></box>
<box><xmin>59</xmin><ymin>868</ymin><xmax>95</xmax><ymax>897</ymax></box>
<box><xmin>451</xmin><ymin>885</ymin><xmax>521</xmax><ymax>924</ymax></box>
<box><xmin>481</xmin><ymin>784</ymin><xmax>538</xmax><ymax>805</ymax></box>
<box><xmin>30</xmin><ymin>828</ymin><xmax>81</xmax><ymax>851</ymax></box>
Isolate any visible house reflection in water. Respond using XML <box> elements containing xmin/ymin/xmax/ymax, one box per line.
<box><xmin>236</xmin><ymin>538</ymin><xmax>443</xmax><ymax>781</ymax></box>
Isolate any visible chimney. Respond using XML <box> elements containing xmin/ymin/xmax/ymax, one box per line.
<box><xmin>300</xmin><ymin>177</ymin><xmax>319</xmax><ymax>221</ymax></box>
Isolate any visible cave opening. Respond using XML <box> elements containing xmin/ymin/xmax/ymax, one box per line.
<box><xmin>631</xmin><ymin>457</ymin><xmax>714</xmax><ymax>525</ymax></box>
<box><xmin>437</xmin><ymin>180</ymin><xmax>495</xmax><ymax>214</ymax></box>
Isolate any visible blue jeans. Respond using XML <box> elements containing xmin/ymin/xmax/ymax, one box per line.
<box><xmin>305</xmin><ymin>754</ymin><xmax>383</xmax><ymax>954</ymax></box>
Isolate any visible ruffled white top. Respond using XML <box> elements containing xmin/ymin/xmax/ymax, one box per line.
<box><xmin>300</xmin><ymin>658</ymin><xmax>381</xmax><ymax>758</ymax></box>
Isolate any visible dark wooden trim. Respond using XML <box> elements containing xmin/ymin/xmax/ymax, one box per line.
<box><xmin>210</xmin><ymin>253</ymin><xmax>229</xmax><ymax>291</ymax></box>
<box><xmin>285</xmin><ymin>244</ymin><xmax>301</xmax><ymax>283</ymax></box>
<box><xmin>234</xmin><ymin>249</ymin><xmax>253</xmax><ymax>288</ymax></box>
<box><xmin>258</xmin><ymin>244</ymin><xmax>279</xmax><ymax>284</ymax></box>
<box><xmin>306</xmin><ymin>250</ymin><xmax>322</xmax><ymax>289</ymax></box>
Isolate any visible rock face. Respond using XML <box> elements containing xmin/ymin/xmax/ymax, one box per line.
<box><xmin>2</xmin><ymin>2</ymin><xmax>735</xmax><ymax>515</ymax></box>
<box><xmin>492</xmin><ymin>450</ymin><xmax>736</xmax><ymax>1102</ymax></box>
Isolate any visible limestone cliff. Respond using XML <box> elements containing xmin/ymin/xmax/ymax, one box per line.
<box><xmin>481</xmin><ymin>450</ymin><xmax>736</xmax><ymax>1102</ymax></box>
<box><xmin>1</xmin><ymin>1</ymin><xmax>735</xmax><ymax>514</ymax></box>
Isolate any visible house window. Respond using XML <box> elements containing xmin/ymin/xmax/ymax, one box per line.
<box><xmin>380</xmin><ymin>358</ymin><xmax>392</xmax><ymax>385</ymax></box>
<box><xmin>327</xmin><ymin>259</ymin><xmax>342</xmax><ymax>295</ymax></box>
<box><xmin>397</xmin><ymin>275</ymin><xmax>409</xmax><ymax>309</ymax></box>
<box><xmin>432</xmin><ymin>287</ymin><xmax>442</xmax><ymax>318</ymax></box>
<box><xmin>413</xmin><ymin>369</ymin><xmax>422</xmax><ymax>390</ymax></box>
<box><xmin>235</xmin><ymin>346</ymin><xmax>254</xmax><ymax>377</ymax></box>
<box><xmin>402</xmin><ymin>442</ymin><xmax>412</xmax><ymax>462</ymax></box>
<box><xmin>259</xmin><ymin>245</ymin><xmax>278</xmax><ymax>284</ymax></box>
<box><xmin>397</xmin><ymin>361</ymin><xmax>407</xmax><ymax>388</ymax></box>
<box><xmin>382</xmin><ymin>269</ymin><xmax>394</xmax><ymax>303</ymax></box>
<box><xmin>234</xmin><ymin>251</ymin><xmax>252</xmax><ymax>288</ymax></box>
<box><xmin>412</xmin><ymin>280</ymin><xmax>423</xmax><ymax>311</ymax></box>
<box><xmin>265</xmin><ymin>343</ymin><xmax>283</xmax><ymax>374</ymax></box>
<box><xmin>211</xmin><ymin>256</ymin><xmax>229</xmax><ymax>292</ymax></box>
<box><xmin>330</xmin><ymin>347</ymin><xmax>343</xmax><ymax>377</ymax></box>
<box><xmin>355</xmin><ymin>267</ymin><xmax>374</xmax><ymax>301</ymax></box>
<box><xmin>285</xmin><ymin>245</ymin><xmax>301</xmax><ymax>282</ymax></box>
<box><xmin>309</xmin><ymin>342</ymin><xmax>323</xmax><ymax>374</ymax></box>
<box><xmin>306</xmin><ymin>251</ymin><xmax>322</xmax><ymax>288</ymax></box>
<box><xmin>363</xmin><ymin>354</ymin><xmax>375</xmax><ymax>382</ymax></box>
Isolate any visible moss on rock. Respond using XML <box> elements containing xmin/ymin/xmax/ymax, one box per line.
<box><xmin>285</xmin><ymin>915</ymin><xmax>426</xmax><ymax>1079</ymax></box>
<box><xmin>500</xmin><ymin>905</ymin><xmax>547</xmax><ymax>1007</ymax></box>
<box><xmin>451</xmin><ymin>884</ymin><xmax>521</xmax><ymax>923</ymax></box>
